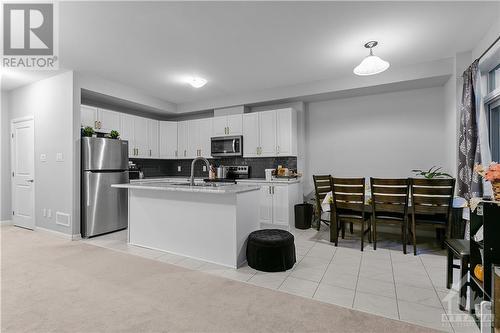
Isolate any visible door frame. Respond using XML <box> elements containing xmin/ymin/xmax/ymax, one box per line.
<box><xmin>11</xmin><ymin>116</ymin><xmax>35</xmax><ymax>230</ymax></box>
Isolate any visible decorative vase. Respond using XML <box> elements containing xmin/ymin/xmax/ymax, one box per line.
<box><xmin>492</xmin><ymin>180</ymin><xmax>500</xmax><ymax>201</ymax></box>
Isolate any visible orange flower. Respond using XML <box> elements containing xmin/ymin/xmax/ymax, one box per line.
<box><xmin>476</xmin><ymin>162</ymin><xmax>500</xmax><ymax>181</ymax></box>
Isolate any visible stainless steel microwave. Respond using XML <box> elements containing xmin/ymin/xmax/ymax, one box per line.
<box><xmin>211</xmin><ymin>136</ymin><xmax>243</xmax><ymax>157</ymax></box>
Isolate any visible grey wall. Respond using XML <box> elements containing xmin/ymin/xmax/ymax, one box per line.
<box><xmin>305</xmin><ymin>86</ymin><xmax>451</xmax><ymax>196</ymax></box>
<box><xmin>0</xmin><ymin>91</ymin><xmax>12</xmax><ymax>221</ymax></box>
<box><xmin>8</xmin><ymin>72</ymin><xmax>75</xmax><ymax>234</ymax></box>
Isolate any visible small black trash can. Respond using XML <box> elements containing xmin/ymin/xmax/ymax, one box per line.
<box><xmin>295</xmin><ymin>203</ymin><xmax>313</xmax><ymax>229</ymax></box>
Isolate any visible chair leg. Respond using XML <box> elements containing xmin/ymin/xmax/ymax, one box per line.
<box><xmin>350</xmin><ymin>222</ymin><xmax>353</xmax><ymax>234</ymax></box>
<box><xmin>402</xmin><ymin>220</ymin><xmax>407</xmax><ymax>255</ymax></box>
<box><xmin>341</xmin><ymin>221</ymin><xmax>345</xmax><ymax>239</ymax></box>
<box><xmin>330</xmin><ymin>216</ymin><xmax>338</xmax><ymax>246</ymax></box>
<box><xmin>446</xmin><ymin>249</ymin><xmax>453</xmax><ymax>289</ymax></box>
<box><xmin>373</xmin><ymin>218</ymin><xmax>377</xmax><ymax>250</ymax></box>
<box><xmin>459</xmin><ymin>256</ymin><xmax>468</xmax><ymax>311</ymax></box>
<box><xmin>412</xmin><ymin>218</ymin><xmax>417</xmax><ymax>256</ymax></box>
<box><xmin>361</xmin><ymin>219</ymin><xmax>365</xmax><ymax>251</ymax></box>
<box><xmin>368</xmin><ymin>219</ymin><xmax>372</xmax><ymax>243</ymax></box>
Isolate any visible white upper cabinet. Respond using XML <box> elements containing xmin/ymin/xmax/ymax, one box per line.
<box><xmin>120</xmin><ymin>114</ymin><xmax>135</xmax><ymax>157</ymax></box>
<box><xmin>187</xmin><ymin>120</ymin><xmax>200</xmax><ymax>158</ymax></box>
<box><xmin>148</xmin><ymin>119</ymin><xmax>159</xmax><ymax>158</ymax></box>
<box><xmin>275</xmin><ymin>108</ymin><xmax>297</xmax><ymax>156</ymax></box>
<box><xmin>198</xmin><ymin>118</ymin><xmax>213</xmax><ymax>157</ymax></box>
<box><xmin>81</xmin><ymin>105</ymin><xmax>98</xmax><ymax>129</ymax></box>
<box><xmin>97</xmin><ymin>108</ymin><xmax>121</xmax><ymax>133</ymax></box>
<box><xmin>159</xmin><ymin>121</ymin><xmax>178</xmax><ymax>159</ymax></box>
<box><xmin>226</xmin><ymin>114</ymin><xmax>242</xmax><ymax>135</ymax></box>
<box><xmin>133</xmin><ymin>116</ymin><xmax>149</xmax><ymax>158</ymax></box>
<box><xmin>242</xmin><ymin>112</ymin><xmax>259</xmax><ymax>157</ymax></box>
<box><xmin>177</xmin><ymin>121</ymin><xmax>189</xmax><ymax>159</ymax></box>
<box><xmin>212</xmin><ymin>116</ymin><xmax>228</xmax><ymax>136</ymax></box>
<box><xmin>258</xmin><ymin>110</ymin><xmax>277</xmax><ymax>157</ymax></box>
<box><xmin>242</xmin><ymin>108</ymin><xmax>297</xmax><ymax>158</ymax></box>
<box><xmin>212</xmin><ymin>115</ymin><xmax>242</xmax><ymax>136</ymax></box>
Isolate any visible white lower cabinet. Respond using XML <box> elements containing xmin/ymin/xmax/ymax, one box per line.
<box><xmin>240</xmin><ymin>182</ymin><xmax>301</xmax><ymax>229</ymax></box>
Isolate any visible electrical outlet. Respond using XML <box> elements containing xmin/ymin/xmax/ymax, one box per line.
<box><xmin>40</xmin><ymin>154</ymin><xmax>47</xmax><ymax>162</ymax></box>
<box><xmin>177</xmin><ymin>166</ymin><xmax>181</xmax><ymax>172</ymax></box>
<box><xmin>47</xmin><ymin>209</ymin><xmax>52</xmax><ymax>219</ymax></box>
<box><xmin>56</xmin><ymin>153</ymin><xmax>63</xmax><ymax>162</ymax></box>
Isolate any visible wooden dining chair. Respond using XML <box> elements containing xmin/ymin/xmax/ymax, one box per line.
<box><xmin>409</xmin><ymin>178</ymin><xmax>456</xmax><ymax>255</ymax></box>
<box><xmin>330</xmin><ymin>177</ymin><xmax>371</xmax><ymax>251</ymax></box>
<box><xmin>370</xmin><ymin>178</ymin><xmax>410</xmax><ymax>254</ymax></box>
<box><xmin>313</xmin><ymin>175</ymin><xmax>332</xmax><ymax>231</ymax></box>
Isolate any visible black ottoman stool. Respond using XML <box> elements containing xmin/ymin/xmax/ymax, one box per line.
<box><xmin>246</xmin><ymin>229</ymin><xmax>296</xmax><ymax>272</ymax></box>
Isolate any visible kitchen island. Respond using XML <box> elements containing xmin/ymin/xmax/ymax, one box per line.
<box><xmin>112</xmin><ymin>181</ymin><xmax>260</xmax><ymax>268</ymax></box>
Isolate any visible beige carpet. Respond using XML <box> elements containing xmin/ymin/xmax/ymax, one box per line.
<box><xmin>1</xmin><ymin>226</ymin><xmax>439</xmax><ymax>332</ymax></box>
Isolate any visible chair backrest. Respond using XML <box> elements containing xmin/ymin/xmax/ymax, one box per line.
<box><xmin>331</xmin><ymin>177</ymin><xmax>365</xmax><ymax>217</ymax></box>
<box><xmin>410</xmin><ymin>178</ymin><xmax>456</xmax><ymax>221</ymax></box>
<box><xmin>370</xmin><ymin>178</ymin><xmax>409</xmax><ymax>219</ymax></box>
<box><xmin>313</xmin><ymin>175</ymin><xmax>332</xmax><ymax>213</ymax></box>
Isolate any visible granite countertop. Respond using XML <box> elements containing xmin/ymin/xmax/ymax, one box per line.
<box><xmin>112</xmin><ymin>181</ymin><xmax>260</xmax><ymax>194</ymax></box>
<box><xmin>131</xmin><ymin>176</ymin><xmax>301</xmax><ymax>184</ymax></box>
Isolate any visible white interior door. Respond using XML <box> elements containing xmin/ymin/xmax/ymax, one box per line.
<box><xmin>11</xmin><ymin>118</ymin><xmax>35</xmax><ymax>230</ymax></box>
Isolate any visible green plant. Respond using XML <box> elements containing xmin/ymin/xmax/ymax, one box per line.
<box><xmin>81</xmin><ymin>126</ymin><xmax>95</xmax><ymax>137</ymax></box>
<box><xmin>109</xmin><ymin>130</ymin><xmax>120</xmax><ymax>139</ymax></box>
<box><xmin>412</xmin><ymin>166</ymin><xmax>452</xmax><ymax>179</ymax></box>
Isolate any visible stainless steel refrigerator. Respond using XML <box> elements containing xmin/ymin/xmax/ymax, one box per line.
<box><xmin>81</xmin><ymin>137</ymin><xmax>129</xmax><ymax>238</ymax></box>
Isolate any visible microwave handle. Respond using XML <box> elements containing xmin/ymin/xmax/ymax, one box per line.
<box><xmin>232</xmin><ymin>139</ymin><xmax>236</xmax><ymax>153</ymax></box>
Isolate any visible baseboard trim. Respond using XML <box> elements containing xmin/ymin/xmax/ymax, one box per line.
<box><xmin>0</xmin><ymin>220</ymin><xmax>13</xmax><ymax>225</ymax></box>
<box><xmin>36</xmin><ymin>226</ymin><xmax>73</xmax><ymax>240</ymax></box>
<box><xmin>71</xmin><ymin>234</ymin><xmax>82</xmax><ymax>241</ymax></box>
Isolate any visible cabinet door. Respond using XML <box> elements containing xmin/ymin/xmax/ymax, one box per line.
<box><xmin>259</xmin><ymin>110</ymin><xmax>277</xmax><ymax>157</ymax></box>
<box><xmin>272</xmin><ymin>185</ymin><xmax>289</xmax><ymax>226</ymax></box>
<box><xmin>242</xmin><ymin>113</ymin><xmax>259</xmax><ymax>157</ymax></box>
<box><xmin>177</xmin><ymin>121</ymin><xmax>189</xmax><ymax>159</ymax></box>
<box><xmin>276</xmin><ymin>108</ymin><xmax>296</xmax><ymax>156</ymax></box>
<box><xmin>148</xmin><ymin>119</ymin><xmax>159</xmax><ymax>158</ymax></box>
<box><xmin>259</xmin><ymin>186</ymin><xmax>274</xmax><ymax>225</ymax></box>
<box><xmin>159</xmin><ymin>121</ymin><xmax>178</xmax><ymax>159</ymax></box>
<box><xmin>134</xmin><ymin>116</ymin><xmax>149</xmax><ymax>158</ymax></box>
<box><xmin>212</xmin><ymin>116</ymin><xmax>227</xmax><ymax>136</ymax></box>
<box><xmin>187</xmin><ymin>120</ymin><xmax>200</xmax><ymax>158</ymax></box>
<box><xmin>97</xmin><ymin>108</ymin><xmax>120</xmax><ymax>133</ymax></box>
<box><xmin>227</xmin><ymin>114</ymin><xmax>242</xmax><ymax>135</ymax></box>
<box><xmin>120</xmin><ymin>114</ymin><xmax>135</xmax><ymax>157</ymax></box>
<box><xmin>81</xmin><ymin>105</ymin><xmax>97</xmax><ymax>129</ymax></box>
<box><xmin>198</xmin><ymin>118</ymin><xmax>212</xmax><ymax>157</ymax></box>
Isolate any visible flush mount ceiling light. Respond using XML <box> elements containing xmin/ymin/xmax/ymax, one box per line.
<box><xmin>353</xmin><ymin>41</ymin><xmax>390</xmax><ymax>76</ymax></box>
<box><xmin>187</xmin><ymin>77</ymin><xmax>207</xmax><ymax>88</ymax></box>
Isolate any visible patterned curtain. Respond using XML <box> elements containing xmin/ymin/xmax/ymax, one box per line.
<box><xmin>457</xmin><ymin>60</ymin><xmax>483</xmax><ymax>200</ymax></box>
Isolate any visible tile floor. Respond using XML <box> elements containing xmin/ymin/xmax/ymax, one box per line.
<box><xmin>83</xmin><ymin>226</ymin><xmax>479</xmax><ymax>333</ymax></box>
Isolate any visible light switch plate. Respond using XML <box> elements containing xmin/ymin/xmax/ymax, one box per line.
<box><xmin>40</xmin><ymin>154</ymin><xmax>47</xmax><ymax>162</ymax></box>
<box><xmin>56</xmin><ymin>153</ymin><xmax>63</xmax><ymax>162</ymax></box>
<box><xmin>177</xmin><ymin>166</ymin><xmax>181</xmax><ymax>172</ymax></box>
<box><xmin>202</xmin><ymin>166</ymin><xmax>207</xmax><ymax>172</ymax></box>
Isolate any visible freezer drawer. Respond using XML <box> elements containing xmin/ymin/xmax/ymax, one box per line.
<box><xmin>82</xmin><ymin>137</ymin><xmax>128</xmax><ymax>171</ymax></box>
<box><xmin>82</xmin><ymin>171</ymin><xmax>128</xmax><ymax>238</ymax></box>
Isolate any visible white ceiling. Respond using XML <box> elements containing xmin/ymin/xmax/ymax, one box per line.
<box><xmin>3</xmin><ymin>2</ymin><xmax>499</xmax><ymax>108</ymax></box>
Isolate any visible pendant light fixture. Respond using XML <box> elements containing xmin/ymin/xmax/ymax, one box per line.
<box><xmin>353</xmin><ymin>41</ymin><xmax>390</xmax><ymax>76</ymax></box>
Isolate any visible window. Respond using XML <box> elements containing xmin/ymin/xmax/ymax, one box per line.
<box><xmin>488</xmin><ymin>64</ymin><xmax>500</xmax><ymax>93</ymax></box>
<box><xmin>489</xmin><ymin>64</ymin><xmax>500</xmax><ymax>162</ymax></box>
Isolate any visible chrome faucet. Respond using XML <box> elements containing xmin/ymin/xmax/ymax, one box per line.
<box><xmin>190</xmin><ymin>157</ymin><xmax>211</xmax><ymax>186</ymax></box>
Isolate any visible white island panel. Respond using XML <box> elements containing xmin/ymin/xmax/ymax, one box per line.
<box><xmin>126</xmin><ymin>187</ymin><xmax>259</xmax><ymax>268</ymax></box>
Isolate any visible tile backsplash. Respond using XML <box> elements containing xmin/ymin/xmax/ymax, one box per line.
<box><xmin>130</xmin><ymin>157</ymin><xmax>297</xmax><ymax>178</ymax></box>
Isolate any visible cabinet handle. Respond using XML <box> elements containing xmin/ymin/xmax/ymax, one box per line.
<box><xmin>272</xmin><ymin>186</ymin><xmax>274</xmax><ymax>194</ymax></box>
<box><xmin>149</xmin><ymin>149</ymin><xmax>152</xmax><ymax>157</ymax></box>
<box><xmin>99</xmin><ymin>121</ymin><xmax>102</xmax><ymax>129</ymax></box>
<box><xmin>94</xmin><ymin>121</ymin><xmax>98</xmax><ymax>129</ymax></box>
<box><xmin>184</xmin><ymin>150</ymin><xmax>186</xmax><ymax>157</ymax></box>
<box><xmin>269</xmin><ymin>186</ymin><xmax>271</xmax><ymax>195</ymax></box>
<box><xmin>175</xmin><ymin>150</ymin><xmax>178</xmax><ymax>157</ymax></box>
<box><xmin>227</xmin><ymin>127</ymin><xmax>230</xmax><ymax>134</ymax></box>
